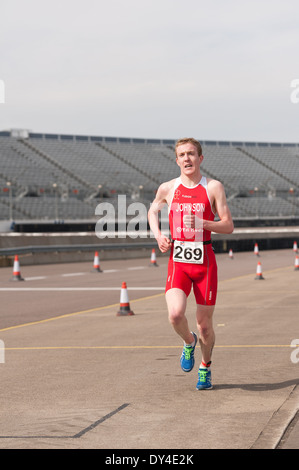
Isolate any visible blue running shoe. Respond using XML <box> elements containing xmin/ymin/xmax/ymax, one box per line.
<box><xmin>180</xmin><ymin>332</ymin><xmax>197</xmax><ymax>372</ymax></box>
<box><xmin>196</xmin><ymin>367</ymin><xmax>213</xmax><ymax>390</ymax></box>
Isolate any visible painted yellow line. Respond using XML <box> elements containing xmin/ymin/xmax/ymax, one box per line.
<box><xmin>218</xmin><ymin>265</ymin><xmax>292</xmax><ymax>284</ymax></box>
<box><xmin>215</xmin><ymin>344</ymin><xmax>296</xmax><ymax>348</ymax></box>
<box><xmin>0</xmin><ymin>264</ymin><xmax>293</xmax><ymax>333</ymax></box>
<box><xmin>0</xmin><ymin>304</ymin><xmax>119</xmax><ymax>332</ymax></box>
<box><xmin>0</xmin><ymin>292</ymin><xmax>164</xmax><ymax>333</ymax></box>
<box><xmin>2</xmin><ymin>344</ymin><xmax>296</xmax><ymax>351</ymax></box>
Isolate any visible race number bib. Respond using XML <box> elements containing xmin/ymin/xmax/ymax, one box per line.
<box><xmin>173</xmin><ymin>240</ymin><xmax>204</xmax><ymax>264</ymax></box>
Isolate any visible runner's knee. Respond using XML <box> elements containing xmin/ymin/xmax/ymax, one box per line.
<box><xmin>197</xmin><ymin>321</ymin><xmax>213</xmax><ymax>340</ymax></box>
<box><xmin>168</xmin><ymin>307</ymin><xmax>185</xmax><ymax>326</ymax></box>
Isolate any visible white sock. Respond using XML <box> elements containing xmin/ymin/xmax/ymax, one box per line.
<box><xmin>184</xmin><ymin>336</ymin><xmax>195</xmax><ymax>348</ymax></box>
<box><xmin>200</xmin><ymin>361</ymin><xmax>211</xmax><ymax>369</ymax></box>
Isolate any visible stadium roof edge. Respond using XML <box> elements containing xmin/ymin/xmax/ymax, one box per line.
<box><xmin>0</xmin><ymin>130</ymin><xmax>298</xmax><ymax>147</ymax></box>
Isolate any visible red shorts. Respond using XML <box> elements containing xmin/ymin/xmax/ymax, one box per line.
<box><xmin>165</xmin><ymin>243</ymin><xmax>218</xmax><ymax>306</ymax></box>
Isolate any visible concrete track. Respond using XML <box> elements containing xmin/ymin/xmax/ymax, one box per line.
<box><xmin>0</xmin><ymin>248</ymin><xmax>298</xmax><ymax>450</ymax></box>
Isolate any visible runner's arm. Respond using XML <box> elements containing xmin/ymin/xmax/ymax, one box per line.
<box><xmin>148</xmin><ymin>183</ymin><xmax>172</xmax><ymax>253</ymax></box>
<box><xmin>203</xmin><ymin>181</ymin><xmax>234</xmax><ymax>234</ymax></box>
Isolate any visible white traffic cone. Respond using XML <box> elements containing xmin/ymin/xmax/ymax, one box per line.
<box><xmin>255</xmin><ymin>261</ymin><xmax>265</xmax><ymax>280</ymax></box>
<box><xmin>254</xmin><ymin>243</ymin><xmax>260</xmax><ymax>256</ymax></box>
<box><xmin>150</xmin><ymin>248</ymin><xmax>158</xmax><ymax>267</ymax></box>
<box><xmin>228</xmin><ymin>249</ymin><xmax>234</xmax><ymax>259</ymax></box>
<box><xmin>91</xmin><ymin>251</ymin><xmax>102</xmax><ymax>272</ymax></box>
<box><xmin>117</xmin><ymin>282</ymin><xmax>134</xmax><ymax>316</ymax></box>
<box><xmin>10</xmin><ymin>255</ymin><xmax>24</xmax><ymax>281</ymax></box>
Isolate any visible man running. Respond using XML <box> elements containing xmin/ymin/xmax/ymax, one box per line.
<box><xmin>148</xmin><ymin>138</ymin><xmax>234</xmax><ymax>390</ymax></box>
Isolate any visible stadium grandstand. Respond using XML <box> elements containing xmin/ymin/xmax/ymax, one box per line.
<box><xmin>1</xmin><ymin>128</ymin><xmax>299</xmax><ymax>232</ymax></box>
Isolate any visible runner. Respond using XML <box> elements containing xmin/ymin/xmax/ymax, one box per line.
<box><xmin>148</xmin><ymin>138</ymin><xmax>234</xmax><ymax>389</ymax></box>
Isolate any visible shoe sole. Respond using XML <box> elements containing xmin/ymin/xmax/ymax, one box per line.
<box><xmin>181</xmin><ymin>366</ymin><xmax>194</xmax><ymax>373</ymax></box>
<box><xmin>196</xmin><ymin>385</ymin><xmax>213</xmax><ymax>390</ymax></box>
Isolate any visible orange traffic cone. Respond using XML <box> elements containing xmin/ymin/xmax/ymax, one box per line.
<box><xmin>293</xmin><ymin>241</ymin><xmax>298</xmax><ymax>253</ymax></box>
<box><xmin>255</xmin><ymin>261</ymin><xmax>264</xmax><ymax>280</ymax></box>
<box><xmin>228</xmin><ymin>249</ymin><xmax>234</xmax><ymax>259</ymax></box>
<box><xmin>117</xmin><ymin>282</ymin><xmax>134</xmax><ymax>316</ymax></box>
<box><xmin>150</xmin><ymin>248</ymin><xmax>158</xmax><ymax>267</ymax></box>
<box><xmin>254</xmin><ymin>243</ymin><xmax>260</xmax><ymax>256</ymax></box>
<box><xmin>91</xmin><ymin>251</ymin><xmax>102</xmax><ymax>272</ymax></box>
<box><xmin>295</xmin><ymin>255</ymin><xmax>299</xmax><ymax>271</ymax></box>
<box><xmin>10</xmin><ymin>255</ymin><xmax>24</xmax><ymax>281</ymax></box>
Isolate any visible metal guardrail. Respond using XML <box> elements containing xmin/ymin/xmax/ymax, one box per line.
<box><xmin>0</xmin><ymin>242</ymin><xmax>157</xmax><ymax>257</ymax></box>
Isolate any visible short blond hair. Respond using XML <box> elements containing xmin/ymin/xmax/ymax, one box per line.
<box><xmin>175</xmin><ymin>138</ymin><xmax>202</xmax><ymax>157</ymax></box>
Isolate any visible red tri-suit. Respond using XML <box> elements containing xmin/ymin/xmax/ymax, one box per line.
<box><xmin>166</xmin><ymin>176</ymin><xmax>218</xmax><ymax>306</ymax></box>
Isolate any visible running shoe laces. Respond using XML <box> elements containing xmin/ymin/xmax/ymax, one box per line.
<box><xmin>196</xmin><ymin>368</ymin><xmax>213</xmax><ymax>390</ymax></box>
<box><xmin>184</xmin><ymin>347</ymin><xmax>192</xmax><ymax>361</ymax></box>
<box><xmin>180</xmin><ymin>332</ymin><xmax>197</xmax><ymax>372</ymax></box>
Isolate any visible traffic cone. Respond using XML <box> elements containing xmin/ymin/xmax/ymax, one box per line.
<box><xmin>10</xmin><ymin>255</ymin><xmax>24</xmax><ymax>281</ymax></box>
<box><xmin>295</xmin><ymin>255</ymin><xmax>299</xmax><ymax>271</ymax></box>
<box><xmin>255</xmin><ymin>261</ymin><xmax>264</xmax><ymax>280</ymax></box>
<box><xmin>254</xmin><ymin>243</ymin><xmax>260</xmax><ymax>256</ymax></box>
<box><xmin>117</xmin><ymin>282</ymin><xmax>134</xmax><ymax>316</ymax></box>
<box><xmin>293</xmin><ymin>241</ymin><xmax>298</xmax><ymax>253</ymax></box>
<box><xmin>150</xmin><ymin>248</ymin><xmax>158</xmax><ymax>267</ymax></box>
<box><xmin>228</xmin><ymin>249</ymin><xmax>234</xmax><ymax>259</ymax></box>
<box><xmin>91</xmin><ymin>251</ymin><xmax>102</xmax><ymax>272</ymax></box>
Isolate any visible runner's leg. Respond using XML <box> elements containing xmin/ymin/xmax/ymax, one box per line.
<box><xmin>165</xmin><ymin>288</ymin><xmax>194</xmax><ymax>345</ymax></box>
<box><xmin>196</xmin><ymin>304</ymin><xmax>215</xmax><ymax>364</ymax></box>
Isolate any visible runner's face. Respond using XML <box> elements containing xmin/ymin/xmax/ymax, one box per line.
<box><xmin>176</xmin><ymin>143</ymin><xmax>202</xmax><ymax>176</ymax></box>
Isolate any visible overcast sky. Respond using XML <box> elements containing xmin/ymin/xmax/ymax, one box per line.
<box><xmin>1</xmin><ymin>0</ymin><xmax>299</xmax><ymax>142</ymax></box>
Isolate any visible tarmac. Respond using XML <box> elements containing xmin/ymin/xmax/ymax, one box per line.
<box><xmin>0</xmin><ymin>248</ymin><xmax>298</xmax><ymax>450</ymax></box>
